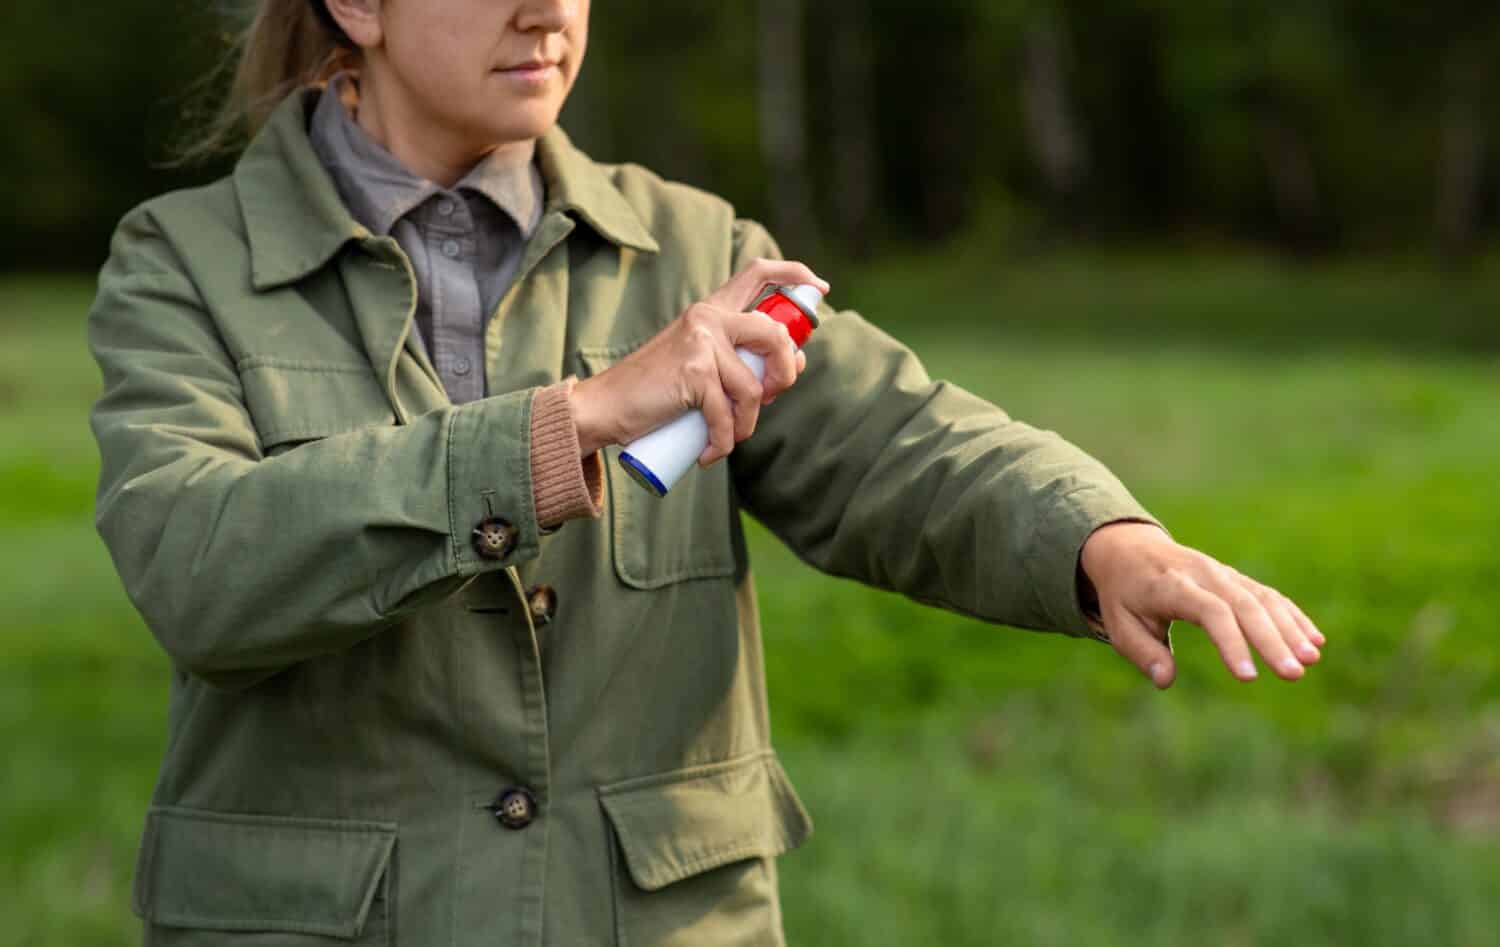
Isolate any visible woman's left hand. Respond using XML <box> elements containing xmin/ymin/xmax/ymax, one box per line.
<box><xmin>1079</xmin><ymin>522</ymin><xmax>1326</xmax><ymax>689</ymax></box>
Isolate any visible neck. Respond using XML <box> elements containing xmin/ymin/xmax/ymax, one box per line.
<box><xmin>349</xmin><ymin>71</ymin><xmax>535</xmax><ymax>188</ymax></box>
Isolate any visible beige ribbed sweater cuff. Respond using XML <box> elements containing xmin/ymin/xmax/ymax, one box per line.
<box><xmin>529</xmin><ymin>378</ymin><xmax>604</xmax><ymax>531</ymax></box>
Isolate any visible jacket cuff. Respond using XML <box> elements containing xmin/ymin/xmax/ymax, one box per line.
<box><xmin>529</xmin><ymin>378</ymin><xmax>604</xmax><ymax>531</ymax></box>
<box><xmin>1025</xmin><ymin>487</ymin><xmax>1167</xmax><ymax>641</ymax></box>
<box><xmin>447</xmin><ymin>389</ymin><xmax>540</xmax><ymax>576</ymax></box>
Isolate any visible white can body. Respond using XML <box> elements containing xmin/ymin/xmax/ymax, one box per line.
<box><xmin>619</xmin><ymin>349</ymin><xmax>766</xmax><ymax>496</ymax></box>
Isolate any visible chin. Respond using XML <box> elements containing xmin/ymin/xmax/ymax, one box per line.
<box><xmin>475</xmin><ymin>102</ymin><xmax>562</xmax><ymax>144</ymax></box>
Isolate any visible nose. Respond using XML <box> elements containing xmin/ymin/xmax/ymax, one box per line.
<box><xmin>514</xmin><ymin>0</ymin><xmax>576</xmax><ymax>33</ymax></box>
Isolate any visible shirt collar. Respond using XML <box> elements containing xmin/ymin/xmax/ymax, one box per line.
<box><xmin>235</xmin><ymin>85</ymin><xmax>658</xmax><ymax>291</ymax></box>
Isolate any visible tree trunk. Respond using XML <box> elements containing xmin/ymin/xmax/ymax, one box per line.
<box><xmin>828</xmin><ymin>0</ymin><xmax>878</xmax><ymax>259</ymax></box>
<box><xmin>1020</xmin><ymin>13</ymin><xmax>1087</xmax><ymax>225</ymax></box>
<box><xmin>1436</xmin><ymin>47</ymin><xmax>1488</xmax><ymax>265</ymax></box>
<box><xmin>757</xmin><ymin>0</ymin><xmax>819</xmax><ymax>256</ymax></box>
<box><xmin>1255</xmin><ymin>108</ymin><xmax>1324</xmax><ymax>254</ymax></box>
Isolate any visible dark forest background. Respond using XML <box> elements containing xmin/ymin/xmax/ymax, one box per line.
<box><xmin>5</xmin><ymin>1</ymin><xmax>1500</xmax><ymax>270</ymax></box>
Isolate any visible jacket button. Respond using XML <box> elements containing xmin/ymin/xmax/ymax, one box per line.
<box><xmin>490</xmin><ymin>787</ymin><xmax>537</xmax><ymax>829</ymax></box>
<box><xmin>527</xmin><ymin>585</ymin><xmax>557</xmax><ymax>626</ymax></box>
<box><xmin>472</xmin><ymin>518</ymin><xmax>517</xmax><ymax>560</ymax></box>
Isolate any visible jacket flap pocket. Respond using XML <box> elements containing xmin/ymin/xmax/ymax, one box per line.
<box><xmin>599</xmin><ymin>752</ymin><xmax>812</xmax><ymax>891</ymax></box>
<box><xmin>576</xmin><ymin>345</ymin><xmax>740</xmax><ymax>590</ymax></box>
<box><xmin>132</xmin><ymin>807</ymin><xmax>396</xmax><ymax>938</ymax></box>
<box><xmin>238</xmin><ymin>357</ymin><xmax>396</xmax><ymax>448</ymax></box>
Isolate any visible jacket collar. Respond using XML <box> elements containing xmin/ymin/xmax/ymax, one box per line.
<box><xmin>235</xmin><ymin>88</ymin><xmax>659</xmax><ymax>291</ymax></box>
<box><xmin>534</xmin><ymin>125</ymin><xmax>660</xmax><ymax>256</ymax></box>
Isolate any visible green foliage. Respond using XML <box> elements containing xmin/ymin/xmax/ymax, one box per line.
<box><xmin>3</xmin><ymin>258</ymin><xmax>1495</xmax><ymax>944</ymax></box>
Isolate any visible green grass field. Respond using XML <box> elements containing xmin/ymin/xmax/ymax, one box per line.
<box><xmin>2</xmin><ymin>255</ymin><xmax>1496</xmax><ymax>946</ymax></box>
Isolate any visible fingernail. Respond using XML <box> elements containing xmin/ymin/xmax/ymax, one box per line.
<box><xmin>1281</xmin><ymin>658</ymin><xmax>1304</xmax><ymax>676</ymax></box>
<box><xmin>1298</xmin><ymin>644</ymin><xmax>1320</xmax><ymax>662</ymax></box>
<box><xmin>1236</xmin><ymin>660</ymin><xmax>1258</xmax><ymax>680</ymax></box>
<box><xmin>1148</xmin><ymin>662</ymin><xmax>1163</xmax><ymax>683</ymax></box>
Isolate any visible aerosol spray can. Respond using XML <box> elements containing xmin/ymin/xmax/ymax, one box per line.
<box><xmin>618</xmin><ymin>283</ymin><xmax>824</xmax><ymax>496</ymax></box>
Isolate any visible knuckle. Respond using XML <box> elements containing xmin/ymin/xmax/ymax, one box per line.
<box><xmin>683</xmin><ymin>355</ymin><xmax>713</xmax><ymax>384</ymax></box>
<box><xmin>684</xmin><ymin>304</ymin><xmax>716</xmax><ymax>331</ymax></box>
<box><xmin>1207</xmin><ymin>561</ymin><xmax>1237</xmax><ymax>585</ymax></box>
<box><xmin>1155</xmin><ymin>567</ymin><xmax>1191</xmax><ymax>595</ymax></box>
<box><xmin>1249</xmin><ymin>583</ymin><xmax>1276</xmax><ymax>602</ymax></box>
<box><xmin>1227</xmin><ymin>589</ymin><xmax>1257</xmax><ymax>612</ymax></box>
<box><xmin>687</xmin><ymin>323</ymin><xmax>716</xmax><ymax>348</ymax></box>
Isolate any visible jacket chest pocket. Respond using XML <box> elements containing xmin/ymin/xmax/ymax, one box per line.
<box><xmin>600</xmin><ymin>752</ymin><xmax>813</xmax><ymax>947</ymax></box>
<box><xmin>577</xmin><ymin>346</ymin><xmax>740</xmax><ymax>589</ymax></box>
<box><xmin>132</xmin><ymin>807</ymin><xmax>397</xmax><ymax>946</ymax></box>
<box><xmin>237</xmin><ymin>358</ymin><xmax>397</xmax><ymax>456</ymax></box>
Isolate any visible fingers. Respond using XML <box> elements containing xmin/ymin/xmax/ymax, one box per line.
<box><xmin>723</xmin><ymin>311</ymin><xmax>799</xmax><ymax>400</ymax></box>
<box><xmin>1220</xmin><ymin>581</ymin><xmax>1304</xmax><ymax>681</ymax></box>
<box><xmin>1107</xmin><ymin>608</ymin><xmax>1177</xmax><ymax>689</ymax></box>
<box><xmin>696</xmin><ymin>378</ymin><xmax>736</xmax><ymax>466</ymax></box>
<box><xmin>767</xmin><ymin>350</ymin><xmax>810</xmax><ymax>406</ymax></box>
<box><xmin>675</xmin><ymin>300</ymin><xmax>807</xmax><ymax>467</ymax></box>
<box><xmin>1148</xmin><ymin>562</ymin><xmax>1323</xmax><ymax>682</ymax></box>
<box><xmin>712</xmin><ymin>344</ymin><xmax>764</xmax><ymax>444</ymax></box>
<box><xmin>1247</xmin><ymin>580</ymin><xmax>1321</xmax><ymax>665</ymax></box>
<box><xmin>713</xmin><ymin>257</ymin><xmax>830</xmax><ymax>311</ymax></box>
<box><xmin>1155</xmin><ymin>571</ymin><xmax>1260</xmax><ymax>681</ymax></box>
<box><xmin>1285</xmin><ymin>595</ymin><xmax>1326</xmax><ymax>647</ymax></box>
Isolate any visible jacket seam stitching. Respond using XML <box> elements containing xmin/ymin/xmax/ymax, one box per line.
<box><xmin>147</xmin><ymin>805</ymin><xmax>398</xmax><ymax>834</ymax></box>
<box><xmin>596</xmin><ymin>749</ymin><xmax>775</xmax><ymax>796</ymax></box>
<box><xmin>446</xmin><ymin>406</ymin><xmax>465</xmax><ymax>573</ymax></box>
<box><xmin>147</xmin><ymin>914</ymin><xmax>355</xmax><ymax>937</ymax></box>
<box><xmin>236</xmin><ymin>357</ymin><xmax>374</xmax><ymax>374</ymax></box>
<box><xmin>632</xmin><ymin>840</ymin><xmax>780</xmax><ymax>890</ymax></box>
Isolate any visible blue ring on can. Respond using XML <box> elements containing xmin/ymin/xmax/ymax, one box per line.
<box><xmin>618</xmin><ymin>451</ymin><xmax>669</xmax><ymax>497</ymax></box>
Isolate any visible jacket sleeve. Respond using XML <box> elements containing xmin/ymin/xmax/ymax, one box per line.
<box><xmin>728</xmin><ymin>219</ymin><xmax>1162</xmax><ymax>639</ymax></box>
<box><xmin>88</xmin><ymin>208</ymin><xmax>543</xmax><ymax>690</ymax></box>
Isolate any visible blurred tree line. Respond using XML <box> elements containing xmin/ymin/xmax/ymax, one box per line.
<box><xmin>4</xmin><ymin>0</ymin><xmax>1499</xmax><ymax>271</ymax></box>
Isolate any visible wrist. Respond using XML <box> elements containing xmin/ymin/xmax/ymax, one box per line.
<box><xmin>572</xmin><ymin>374</ymin><xmax>617</xmax><ymax>457</ymax></box>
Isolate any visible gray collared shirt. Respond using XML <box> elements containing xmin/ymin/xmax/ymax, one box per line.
<box><xmin>308</xmin><ymin>75</ymin><xmax>544</xmax><ymax>404</ymax></box>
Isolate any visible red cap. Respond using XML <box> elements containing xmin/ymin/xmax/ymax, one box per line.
<box><xmin>754</xmin><ymin>286</ymin><xmax>821</xmax><ymax>348</ymax></box>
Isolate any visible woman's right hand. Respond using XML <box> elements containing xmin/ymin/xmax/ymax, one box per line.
<box><xmin>572</xmin><ymin>259</ymin><xmax>830</xmax><ymax>466</ymax></box>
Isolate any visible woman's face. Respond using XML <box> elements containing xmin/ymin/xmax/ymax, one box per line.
<box><xmin>332</xmin><ymin>0</ymin><xmax>589</xmax><ymax>149</ymax></box>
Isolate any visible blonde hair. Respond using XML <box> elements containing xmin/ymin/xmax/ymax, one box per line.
<box><xmin>178</xmin><ymin>0</ymin><xmax>354</xmax><ymax>162</ymax></box>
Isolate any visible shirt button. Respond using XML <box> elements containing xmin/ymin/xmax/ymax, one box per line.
<box><xmin>442</xmin><ymin>239</ymin><xmax>462</xmax><ymax>259</ymax></box>
<box><xmin>472</xmin><ymin>518</ymin><xmax>517</xmax><ymax>560</ymax></box>
<box><xmin>437</xmin><ymin>198</ymin><xmax>456</xmax><ymax>217</ymax></box>
<box><xmin>527</xmin><ymin>585</ymin><xmax>557</xmax><ymax>627</ymax></box>
<box><xmin>489</xmin><ymin>787</ymin><xmax>537</xmax><ymax>830</ymax></box>
<box><xmin>453</xmin><ymin>357</ymin><xmax>472</xmax><ymax>376</ymax></box>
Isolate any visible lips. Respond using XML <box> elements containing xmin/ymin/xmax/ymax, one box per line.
<box><xmin>497</xmin><ymin>60</ymin><xmax>559</xmax><ymax>72</ymax></box>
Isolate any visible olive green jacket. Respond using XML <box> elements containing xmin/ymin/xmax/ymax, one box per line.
<box><xmin>90</xmin><ymin>88</ymin><xmax>1156</xmax><ymax>947</ymax></box>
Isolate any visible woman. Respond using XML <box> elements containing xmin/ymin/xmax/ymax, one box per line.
<box><xmin>89</xmin><ymin>1</ymin><xmax>1325</xmax><ymax>944</ymax></box>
